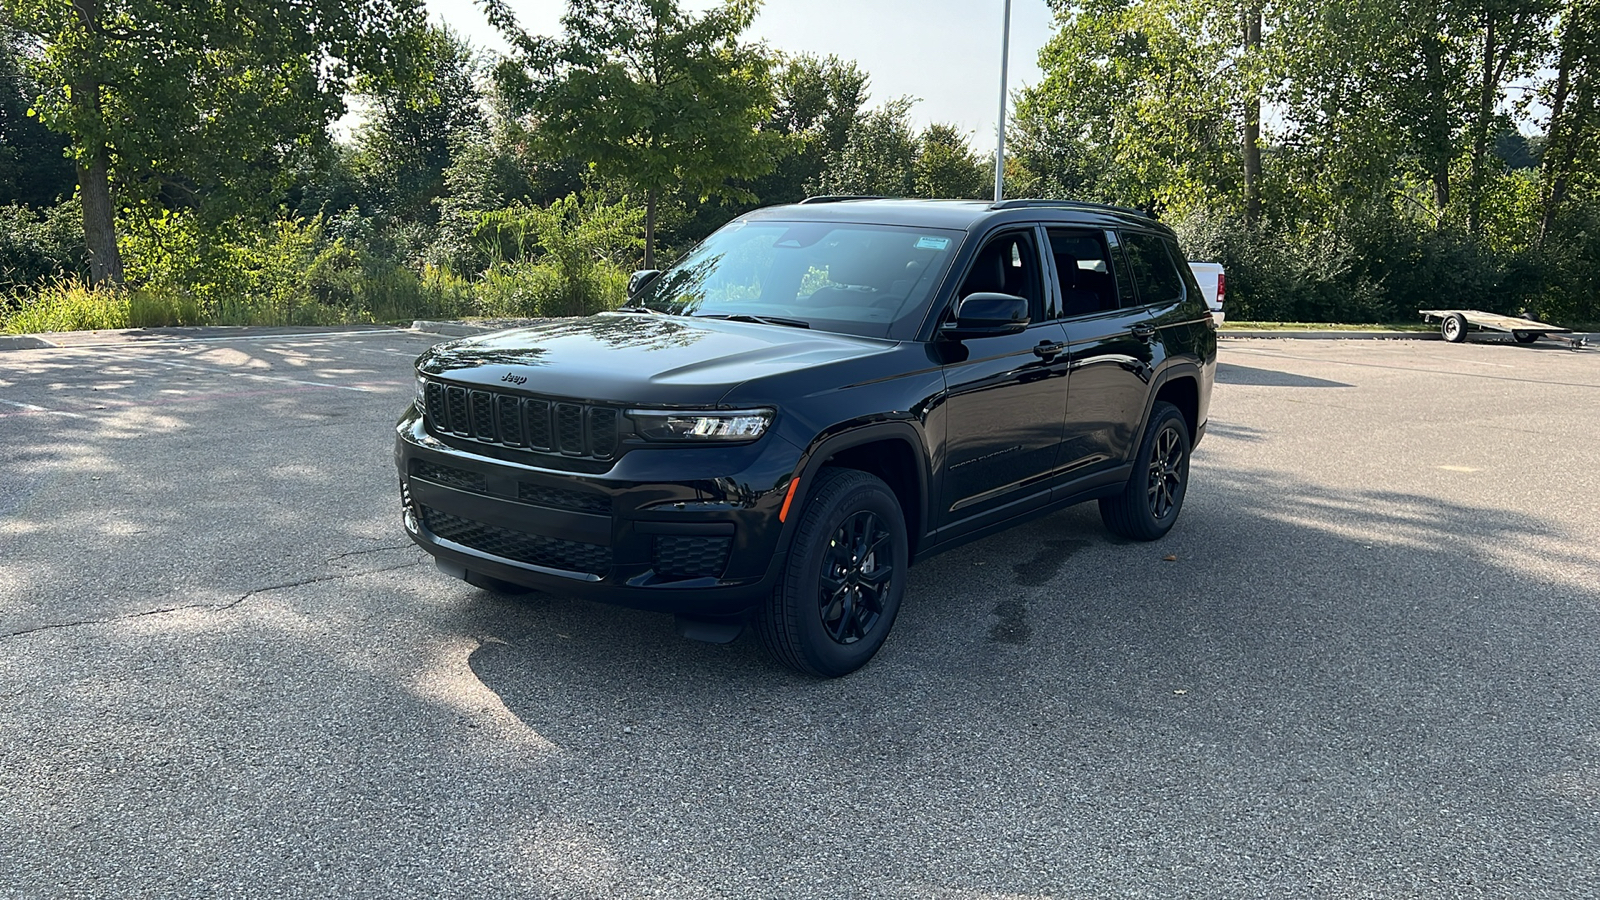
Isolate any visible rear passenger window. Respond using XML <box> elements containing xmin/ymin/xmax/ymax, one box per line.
<box><xmin>1121</xmin><ymin>231</ymin><xmax>1185</xmax><ymax>306</ymax></box>
<box><xmin>1047</xmin><ymin>229</ymin><xmax>1119</xmax><ymax>317</ymax></box>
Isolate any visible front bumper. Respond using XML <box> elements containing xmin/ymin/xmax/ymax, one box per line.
<box><xmin>394</xmin><ymin>405</ymin><xmax>800</xmax><ymax>615</ymax></box>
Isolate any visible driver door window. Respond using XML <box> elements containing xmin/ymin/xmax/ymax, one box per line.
<box><xmin>958</xmin><ymin>231</ymin><xmax>1045</xmax><ymax>322</ymax></box>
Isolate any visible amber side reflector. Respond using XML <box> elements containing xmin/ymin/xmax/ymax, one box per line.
<box><xmin>778</xmin><ymin>477</ymin><xmax>800</xmax><ymax>522</ymax></box>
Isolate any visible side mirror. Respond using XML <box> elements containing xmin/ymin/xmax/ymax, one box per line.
<box><xmin>943</xmin><ymin>292</ymin><xmax>1029</xmax><ymax>338</ymax></box>
<box><xmin>628</xmin><ymin>269</ymin><xmax>662</xmax><ymax>298</ymax></box>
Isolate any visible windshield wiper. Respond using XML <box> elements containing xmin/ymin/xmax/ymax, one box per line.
<box><xmin>614</xmin><ymin>305</ymin><xmax>663</xmax><ymax>314</ymax></box>
<box><xmin>692</xmin><ymin>313</ymin><xmax>811</xmax><ymax>329</ymax></box>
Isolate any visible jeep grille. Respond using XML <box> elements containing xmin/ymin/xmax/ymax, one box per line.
<box><xmin>424</xmin><ymin>381</ymin><xmax>621</xmax><ymax>459</ymax></box>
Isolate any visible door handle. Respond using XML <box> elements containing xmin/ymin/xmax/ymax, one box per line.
<box><xmin>1032</xmin><ymin>340</ymin><xmax>1067</xmax><ymax>360</ymax></box>
<box><xmin>1130</xmin><ymin>322</ymin><xmax>1157</xmax><ymax>341</ymax></box>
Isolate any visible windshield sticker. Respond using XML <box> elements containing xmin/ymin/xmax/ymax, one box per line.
<box><xmin>915</xmin><ymin>236</ymin><xmax>951</xmax><ymax>251</ymax></box>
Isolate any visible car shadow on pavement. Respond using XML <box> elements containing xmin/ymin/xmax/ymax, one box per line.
<box><xmin>449</xmin><ymin>464</ymin><xmax>1600</xmax><ymax>896</ymax></box>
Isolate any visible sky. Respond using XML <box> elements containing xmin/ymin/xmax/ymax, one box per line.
<box><xmin>424</xmin><ymin>0</ymin><xmax>1059</xmax><ymax>148</ymax></box>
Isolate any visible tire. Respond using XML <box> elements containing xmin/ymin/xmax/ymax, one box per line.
<box><xmin>757</xmin><ymin>468</ymin><xmax>908</xmax><ymax>677</ymax></box>
<box><xmin>464</xmin><ymin>569</ymin><xmax>534</xmax><ymax>595</ymax></box>
<box><xmin>1512</xmin><ymin>330</ymin><xmax>1539</xmax><ymax>344</ymax></box>
<box><xmin>1441</xmin><ymin>313</ymin><xmax>1468</xmax><ymax>343</ymax></box>
<box><xmin>1099</xmin><ymin>401</ymin><xmax>1192</xmax><ymax>541</ymax></box>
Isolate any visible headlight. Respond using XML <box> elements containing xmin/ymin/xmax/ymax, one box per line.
<box><xmin>415</xmin><ymin>373</ymin><xmax>428</xmax><ymax>409</ymax></box>
<box><xmin>628</xmin><ymin>408</ymin><xmax>773</xmax><ymax>442</ymax></box>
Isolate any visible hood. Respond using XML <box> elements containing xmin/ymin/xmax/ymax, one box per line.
<box><xmin>417</xmin><ymin>313</ymin><xmax>895</xmax><ymax>406</ymax></box>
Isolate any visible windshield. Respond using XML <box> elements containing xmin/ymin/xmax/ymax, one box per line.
<box><xmin>631</xmin><ymin>220</ymin><xmax>961</xmax><ymax>338</ymax></box>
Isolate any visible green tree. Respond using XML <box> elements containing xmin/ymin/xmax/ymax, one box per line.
<box><xmin>486</xmin><ymin>0</ymin><xmax>776</xmax><ymax>269</ymax></box>
<box><xmin>1014</xmin><ymin>0</ymin><xmax>1239</xmax><ymax>214</ymax></box>
<box><xmin>914</xmin><ymin>123</ymin><xmax>986</xmax><ymax>199</ymax></box>
<box><xmin>4</xmin><ymin>0</ymin><xmax>428</xmax><ymax>284</ymax></box>
<box><xmin>0</xmin><ymin>19</ymin><xmax>73</xmax><ymax>208</ymax></box>
<box><xmin>353</xmin><ymin>26</ymin><xmax>485</xmax><ymax>226</ymax></box>
<box><xmin>809</xmin><ymin>97</ymin><xmax>919</xmax><ymax>196</ymax></box>
<box><xmin>1538</xmin><ymin>0</ymin><xmax>1599</xmax><ymax>245</ymax></box>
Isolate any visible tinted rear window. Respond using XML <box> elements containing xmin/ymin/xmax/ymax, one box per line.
<box><xmin>1120</xmin><ymin>231</ymin><xmax>1185</xmax><ymax>306</ymax></box>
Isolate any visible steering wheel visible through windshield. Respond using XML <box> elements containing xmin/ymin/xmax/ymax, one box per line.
<box><xmin>630</xmin><ymin>220</ymin><xmax>961</xmax><ymax>338</ymax></box>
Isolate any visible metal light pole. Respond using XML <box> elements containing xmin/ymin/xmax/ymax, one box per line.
<box><xmin>994</xmin><ymin>0</ymin><xmax>1012</xmax><ymax>203</ymax></box>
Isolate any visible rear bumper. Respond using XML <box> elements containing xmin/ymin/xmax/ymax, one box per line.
<box><xmin>394</xmin><ymin>405</ymin><xmax>799</xmax><ymax>615</ymax></box>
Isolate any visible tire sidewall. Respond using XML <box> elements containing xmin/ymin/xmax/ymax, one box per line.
<box><xmin>1131</xmin><ymin>403</ymin><xmax>1191</xmax><ymax>537</ymax></box>
<box><xmin>784</xmin><ymin>475</ymin><xmax>908</xmax><ymax>676</ymax></box>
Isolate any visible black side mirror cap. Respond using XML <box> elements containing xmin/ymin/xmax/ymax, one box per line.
<box><xmin>628</xmin><ymin>269</ymin><xmax>662</xmax><ymax>298</ymax></box>
<box><xmin>943</xmin><ymin>292</ymin><xmax>1030</xmax><ymax>338</ymax></box>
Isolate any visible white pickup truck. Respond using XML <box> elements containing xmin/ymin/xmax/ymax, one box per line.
<box><xmin>1187</xmin><ymin>262</ymin><xmax>1225</xmax><ymax>326</ymax></box>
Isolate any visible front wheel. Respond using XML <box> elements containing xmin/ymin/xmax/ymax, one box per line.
<box><xmin>1512</xmin><ymin>330</ymin><xmax>1539</xmax><ymax>344</ymax></box>
<box><xmin>1100</xmin><ymin>401</ymin><xmax>1192</xmax><ymax>541</ymax></box>
<box><xmin>757</xmin><ymin>469</ymin><xmax>907</xmax><ymax>677</ymax></box>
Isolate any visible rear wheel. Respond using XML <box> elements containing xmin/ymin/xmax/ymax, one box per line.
<box><xmin>757</xmin><ymin>469</ymin><xmax>907</xmax><ymax>677</ymax></box>
<box><xmin>1100</xmin><ymin>401</ymin><xmax>1191</xmax><ymax>541</ymax></box>
<box><xmin>1441</xmin><ymin>313</ymin><xmax>1468</xmax><ymax>343</ymax></box>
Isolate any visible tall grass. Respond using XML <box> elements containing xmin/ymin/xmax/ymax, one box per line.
<box><xmin>1</xmin><ymin>194</ymin><xmax>638</xmax><ymax>335</ymax></box>
<box><xmin>1</xmin><ymin>279</ymin><xmax>206</xmax><ymax>333</ymax></box>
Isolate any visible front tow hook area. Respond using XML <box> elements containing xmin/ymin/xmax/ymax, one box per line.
<box><xmin>675</xmin><ymin>614</ymin><xmax>746</xmax><ymax>644</ymax></box>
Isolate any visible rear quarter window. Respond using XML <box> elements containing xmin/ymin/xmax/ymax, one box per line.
<box><xmin>1120</xmin><ymin>231</ymin><xmax>1185</xmax><ymax>306</ymax></box>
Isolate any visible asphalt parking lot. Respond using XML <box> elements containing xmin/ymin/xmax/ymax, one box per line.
<box><xmin>2</xmin><ymin>326</ymin><xmax>1597</xmax><ymax>898</ymax></box>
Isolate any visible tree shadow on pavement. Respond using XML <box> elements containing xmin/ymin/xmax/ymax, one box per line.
<box><xmin>454</xmin><ymin>465</ymin><xmax>1600</xmax><ymax>897</ymax></box>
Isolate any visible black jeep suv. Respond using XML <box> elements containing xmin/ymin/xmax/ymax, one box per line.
<box><xmin>396</xmin><ymin>198</ymin><xmax>1216</xmax><ymax>676</ymax></box>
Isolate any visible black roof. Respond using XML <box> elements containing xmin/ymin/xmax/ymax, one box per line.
<box><xmin>739</xmin><ymin>197</ymin><xmax>1164</xmax><ymax>233</ymax></box>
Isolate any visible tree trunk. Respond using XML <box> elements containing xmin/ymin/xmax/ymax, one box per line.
<box><xmin>644</xmin><ymin>188</ymin><xmax>657</xmax><ymax>271</ymax></box>
<box><xmin>68</xmin><ymin>2</ymin><xmax>124</xmax><ymax>285</ymax></box>
<box><xmin>1422</xmin><ymin>34</ymin><xmax>1451</xmax><ymax>220</ymax></box>
<box><xmin>77</xmin><ymin>152</ymin><xmax>122</xmax><ymax>286</ymax></box>
<box><xmin>1539</xmin><ymin>10</ymin><xmax>1579</xmax><ymax>248</ymax></box>
<box><xmin>1467</xmin><ymin>14</ymin><xmax>1498</xmax><ymax>238</ymax></box>
<box><xmin>1242</xmin><ymin>3</ymin><xmax>1263</xmax><ymax>229</ymax></box>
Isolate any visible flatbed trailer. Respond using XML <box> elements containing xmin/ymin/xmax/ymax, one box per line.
<box><xmin>1419</xmin><ymin>309</ymin><xmax>1588</xmax><ymax>349</ymax></box>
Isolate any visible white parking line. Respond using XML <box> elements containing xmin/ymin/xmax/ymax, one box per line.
<box><xmin>0</xmin><ymin>399</ymin><xmax>86</xmax><ymax>418</ymax></box>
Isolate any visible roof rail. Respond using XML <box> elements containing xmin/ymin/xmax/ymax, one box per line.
<box><xmin>989</xmin><ymin>197</ymin><xmax>1154</xmax><ymax>219</ymax></box>
<box><xmin>798</xmin><ymin>195</ymin><xmax>890</xmax><ymax>204</ymax></box>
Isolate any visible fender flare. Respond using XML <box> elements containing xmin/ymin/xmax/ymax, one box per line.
<box><xmin>1131</xmin><ymin>360</ymin><xmax>1203</xmax><ymax>453</ymax></box>
<box><xmin>779</xmin><ymin>420</ymin><xmax>933</xmax><ymax>554</ymax></box>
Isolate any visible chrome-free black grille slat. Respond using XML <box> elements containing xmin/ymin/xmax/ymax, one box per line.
<box><xmin>445</xmin><ymin>386</ymin><xmax>469</xmax><ymax>433</ymax></box>
<box><xmin>588</xmin><ymin>407</ymin><xmax>619</xmax><ymax>459</ymax></box>
<box><xmin>556</xmin><ymin>403</ymin><xmax>585</xmax><ymax>455</ymax></box>
<box><xmin>419</xmin><ymin>379</ymin><xmax>620</xmax><ymax>461</ymax></box>
<box><xmin>425</xmin><ymin>383</ymin><xmax>448</xmax><ymax>429</ymax></box>
<box><xmin>495</xmin><ymin>395</ymin><xmax>524</xmax><ymax>446</ymax></box>
<box><xmin>470</xmin><ymin>391</ymin><xmax>495</xmax><ymax>440</ymax></box>
<box><xmin>419</xmin><ymin>505</ymin><xmax>611</xmax><ymax>575</ymax></box>
<box><xmin>524</xmin><ymin>398</ymin><xmax>552</xmax><ymax>450</ymax></box>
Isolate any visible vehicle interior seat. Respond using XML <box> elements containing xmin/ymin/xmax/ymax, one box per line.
<box><xmin>1055</xmin><ymin>253</ymin><xmax>1105</xmax><ymax>316</ymax></box>
<box><xmin>961</xmin><ymin>242</ymin><xmax>1010</xmax><ymax>298</ymax></box>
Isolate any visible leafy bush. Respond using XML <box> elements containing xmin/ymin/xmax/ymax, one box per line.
<box><xmin>1172</xmin><ymin>200</ymin><xmax>1549</xmax><ymax>324</ymax></box>
<box><xmin>0</xmin><ymin>201</ymin><xmax>86</xmax><ymax>293</ymax></box>
<box><xmin>469</xmin><ymin>193</ymin><xmax>642</xmax><ymax>317</ymax></box>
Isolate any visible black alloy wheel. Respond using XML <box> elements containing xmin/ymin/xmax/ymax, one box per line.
<box><xmin>818</xmin><ymin>510</ymin><xmax>894</xmax><ymax>645</ymax></box>
<box><xmin>1100</xmin><ymin>401</ymin><xmax>1191</xmax><ymax>541</ymax></box>
<box><xmin>757</xmin><ymin>468</ymin><xmax>907</xmax><ymax>677</ymax></box>
<box><xmin>1147</xmin><ymin>424</ymin><xmax>1185</xmax><ymax>521</ymax></box>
